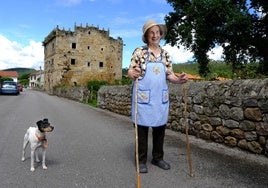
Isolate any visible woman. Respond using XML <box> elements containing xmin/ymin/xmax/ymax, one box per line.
<box><xmin>128</xmin><ymin>20</ymin><xmax>188</xmax><ymax>173</ymax></box>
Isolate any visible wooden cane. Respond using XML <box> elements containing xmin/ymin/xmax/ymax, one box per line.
<box><xmin>183</xmin><ymin>83</ymin><xmax>194</xmax><ymax>177</ymax></box>
<box><xmin>134</xmin><ymin>79</ymin><xmax>141</xmax><ymax>188</ymax></box>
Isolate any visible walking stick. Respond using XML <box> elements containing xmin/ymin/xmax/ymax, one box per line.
<box><xmin>183</xmin><ymin>83</ymin><xmax>194</xmax><ymax>177</ymax></box>
<box><xmin>134</xmin><ymin>79</ymin><xmax>141</xmax><ymax>188</ymax></box>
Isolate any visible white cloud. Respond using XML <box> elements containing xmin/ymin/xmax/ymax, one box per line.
<box><xmin>0</xmin><ymin>33</ymin><xmax>224</xmax><ymax>72</ymax></box>
<box><xmin>55</xmin><ymin>0</ymin><xmax>83</xmax><ymax>6</ymax></box>
<box><xmin>163</xmin><ymin>44</ymin><xmax>224</xmax><ymax>64</ymax></box>
<box><xmin>0</xmin><ymin>34</ymin><xmax>44</xmax><ymax>70</ymax></box>
<box><xmin>207</xmin><ymin>45</ymin><xmax>224</xmax><ymax>61</ymax></box>
<box><xmin>111</xmin><ymin>29</ymin><xmax>140</xmax><ymax>38</ymax></box>
<box><xmin>163</xmin><ymin>44</ymin><xmax>194</xmax><ymax>63</ymax></box>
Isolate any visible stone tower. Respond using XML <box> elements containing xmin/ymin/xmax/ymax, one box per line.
<box><xmin>43</xmin><ymin>23</ymin><xmax>123</xmax><ymax>93</ymax></box>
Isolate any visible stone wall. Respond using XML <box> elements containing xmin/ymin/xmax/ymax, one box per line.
<box><xmin>53</xmin><ymin>86</ymin><xmax>89</xmax><ymax>103</ymax></box>
<box><xmin>98</xmin><ymin>79</ymin><xmax>268</xmax><ymax>157</ymax></box>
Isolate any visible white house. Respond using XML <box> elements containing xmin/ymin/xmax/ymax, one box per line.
<box><xmin>0</xmin><ymin>71</ymin><xmax>19</xmax><ymax>82</ymax></box>
<box><xmin>29</xmin><ymin>70</ymin><xmax>44</xmax><ymax>88</ymax></box>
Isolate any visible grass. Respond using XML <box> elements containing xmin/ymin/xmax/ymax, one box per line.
<box><xmin>172</xmin><ymin>61</ymin><xmax>262</xmax><ymax>80</ymax></box>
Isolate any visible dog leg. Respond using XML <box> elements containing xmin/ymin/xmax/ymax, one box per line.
<box><xmin>35</xmin><ymin>148</ymin><xmax>40</xmax><ymax>162</ymax></box>
<box><xmin>21</xmin><ymin>133</ymin><xmax>29</xmax><ymax>162</ymax></box>
<box><xmin>30</xmin><ymin>149</ymin><xmax>35</xmax><ymax>171</ymax></box>
<box><xmin>42</xmin><ymin>148</ymin><xmax>47</xmax><ymax>170</ymax></box>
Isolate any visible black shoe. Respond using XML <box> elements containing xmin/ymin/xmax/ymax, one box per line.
<box><xmin>151</xmin><ymin>159</ymin><xmax>170</xmax><ymax>170</ymax></box>
<box><xmin>139</xmin><ymin>163</ymin><xmax>148</xmax><ymax>173</ymax></box>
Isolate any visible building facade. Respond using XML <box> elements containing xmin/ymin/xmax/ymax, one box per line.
<box><xmin>43</xmin><ymin>24</ymin><xmax>123</xmax><ymax>93</ymax></box>
<box><xmin>29</xmin><ymin>70</ymin><xmax>44</xmax><ymax>88</ymax></box>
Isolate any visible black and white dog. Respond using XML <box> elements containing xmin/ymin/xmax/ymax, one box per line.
<box><xmin>21</xmin><ymin>118</ymin><xmax>54</xmax><ymax>171</ymax></box>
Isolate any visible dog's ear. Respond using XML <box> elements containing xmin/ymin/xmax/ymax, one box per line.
<box><xmin>36</xmin><ymin>120</ymin><xmax>43</xmax><ymax>127</ymax></box>
<box><xmin>43</xmin><ymin>118</ymin><xmax>49</xmax><ymax>123</ymax></box>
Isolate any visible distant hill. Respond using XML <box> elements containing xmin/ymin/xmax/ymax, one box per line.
<box><xmin>2</xmin><ymin>68</ymin><xmax>36</xmax><ymax>77</ymax></box>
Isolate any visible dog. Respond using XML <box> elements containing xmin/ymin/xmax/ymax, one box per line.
<box><xmin>21</xmin><ymin>118</ymin><xmax>54</xmax><ymax>171</ymax></box>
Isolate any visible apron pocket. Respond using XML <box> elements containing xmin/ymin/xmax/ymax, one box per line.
<box><xmin>137</xmin><ymin>89</ymin><xmax>150</xmax><ymax>104</ymax></box>
<box><xmin>162</xmin><ymin>89</ymin><xmax>169</xmax><ymax>103</ymax></box>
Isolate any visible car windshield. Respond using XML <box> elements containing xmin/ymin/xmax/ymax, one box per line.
<box><xmin>2</xmin><ymin>81</ymin><xmax>16</xmax><ymax>86</ymax></box>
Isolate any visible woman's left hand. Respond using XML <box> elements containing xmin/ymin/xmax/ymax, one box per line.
<box><xmin>167</xmin><ymin>72</ymin><xmax>188</xmax><ymax>84</ymax></box>
<box><xmin>178</xmin><ymin>73</ymin><xmax>188</xmax><ymax>84</ymax></box>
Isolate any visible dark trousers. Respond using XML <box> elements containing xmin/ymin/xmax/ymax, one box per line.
<box><xmin>137</xmin><ymin>125</ymin><xmax>166</xmax><ymax>164</ymax></box>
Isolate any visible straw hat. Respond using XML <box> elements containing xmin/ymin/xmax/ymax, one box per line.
<box><xmin>142</xmin><ymin>20</ymin><xmax>167</xmax><ymax>43</ymax></box>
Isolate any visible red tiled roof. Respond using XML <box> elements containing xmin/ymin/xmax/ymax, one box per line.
<box><xmin>216</xmin><ymin>77</ymin><xmax>231</xmax><ymax>81</ymax></box>
<box><xmin>175</xmin><ymin>73</ymin><xmax>231</xmax><ymax>81</ymax></box>
<box><xmin>0</xmin><ymin>71</ymin><xmax>19</xmax><ymax>78</ymax></box>
<box><xmin>175</xmin><ymin>73</ymin><xmax>202</xmax><ymax>80</ymax></box>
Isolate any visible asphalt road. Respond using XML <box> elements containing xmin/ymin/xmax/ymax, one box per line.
<box><xmin>0</xmin><ymin>89</ymin><xmax>268</xmax><ymax>188</ymax></box>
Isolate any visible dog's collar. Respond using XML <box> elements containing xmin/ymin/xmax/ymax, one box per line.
<box><xmin>35</xmin><ymin>133</ymin><xmax>48</xmax><ymax>148</ymax></box>
<box><xmin>35</xmin><ymin>133</ymin><xmax>46</xmax><ymax>141</ymax></box>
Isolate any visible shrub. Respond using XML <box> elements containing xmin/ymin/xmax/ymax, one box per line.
<box><xmin>87</xmin><ymin>80</ymin><xmax>107</xmax><ymax>106</ymax></box>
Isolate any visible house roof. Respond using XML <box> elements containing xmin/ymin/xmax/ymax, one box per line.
<box><xmin>216</xmin><ymin>77</ymin><xmax>231</xmax><ymax>81</ymax></box>
<box><xmin>30</xmin><ymin>70</ymin><xmax>43</xmax><ymax>76</ymax></box>
<box><xmin>175</xmin><ymin>73</ymin><xmax>202</xmax><ymax>81</ymax></box>
<box><xmin>0</xmin><ymin>71</ymin><xmax>19</xmax><ymax>78</ymax></box>
<box><xmin>175</xmin><ymin>73</ymin><xmax>231</xmax><ymax>81</ymax></box>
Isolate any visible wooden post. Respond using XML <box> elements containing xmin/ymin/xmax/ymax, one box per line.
<box><xmin>183</xmin><ymin>84</ymin><xmax>194</xmax><ymax>177</ymax></box>
<box><xmin>134</xmin><ymin>79</ymin><xmax>141</xmax><ymax>188</ymax></box>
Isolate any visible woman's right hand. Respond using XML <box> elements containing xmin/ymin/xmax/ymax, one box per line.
<box><xmin>128</xmin><ymin>67</ymin><xmax>141</xmax><ymax>80</ymax></box>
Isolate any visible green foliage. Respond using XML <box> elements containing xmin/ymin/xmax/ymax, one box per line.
<box><xmin>172</xmin><ymin>62</ymin><xmax>198</xmax><ymax>75</ymax></box>
<box><xmin>0</xmin><ymin>77</ymin><xmax>13</xmax><ymax>82</ymax></box>
<box><xmin>19</xmin><ymin>79</ymin><xmax>29</xmax><ymax>86</ymax></box>
<box><xmin>2</xmin><ymin>67</ymin><xmax>35</xmax><ymax>86</ymax></box>
<box><xmin>19</xmin><ymin>73</ymin><xmax>31</xmax><ymax>80</ymax></box>
<box><xmin>19</xmin><ymin>73</ymin><xmax>31</xmax><ymax>86</ymax></box>
<box><xmin>88</xmin><ymin>89</ymin><xmax>98</xmax><ymax>107</ymax></box>
<box><xmin>165</xmin><ymin>0</ymin><xmax>268</xmax><ymax>76</ymax></box>
<box><xmin>3</xmin><ymin>67</ymin><xmax>36</xmax><ymax>77</ymax></box>
<box><xmin>172</xmin><ymin>61</ymin><xmax>265</xmax><ymax>80</ymax></box>
<box><xmin>87</xmin><ymin>80</ymin><xmax>107</xmax><ymax>91</ymax></box>
<box><xmin>87</xmin><ymin>80</ymin><xmax>107</xmax><ymax>106</ymax></box>
<box><xmin>120</xmin><ymin>76</ymin><xmax>132</xmax><ymax>85</ymax></box>
<box><xmin>207</xmin><ymin>61</ymin><xmax>233</xmax><ymax>79</ymax></box>
<box><xmin>85</xmin><ymin>75</ymin><xmax>131</xmax><ymax>107</ymax></box>
<box><xmin>122</xmin><ymin>67</ymin><xmax>128</xmax><ymax>75</ymax></box>
<box><xmin>231</xmin><ymin>62</ymin><xmax>263</xmax><ymax>79</ymax></box>
<box><xmin>121</xmin><ymin>68</ymin><xmax>133</xmax><ymax>85</ymax></box>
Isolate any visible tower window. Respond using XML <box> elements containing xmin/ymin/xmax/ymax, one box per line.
<box><xmin>71</xmin><ymin>59</ymin><xmax>76</xmax><ymax>65</ymax></box>
<box><xmin>72</xmin><ymin>43</ymin><xmax>76</xmax><ymax>49</ymax></box>
<box><xmin>99</xmin><ymin>62</ymin><xmax>103</xmax><ymax>68</ymax></box>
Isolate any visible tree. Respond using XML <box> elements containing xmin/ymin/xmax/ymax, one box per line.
<box><xmin>19</xmin><ymin>73</ymin><xmax>31</xmax><ymax>86</ymax></box>
<box><xmin>165</xmin><ymin>0</ymin><xmax>268</xmax><ymax>77</ymax></box>
<box><xmin>0</xmin><ymin>76</ymin><xmax>13</xmax><ymax>82</ymax></box>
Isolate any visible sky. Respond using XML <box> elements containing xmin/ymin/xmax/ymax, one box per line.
<box><xmin>0</xmin><ymin>0</ymin><xmax>223</xmax><ymax>70</ymax></box>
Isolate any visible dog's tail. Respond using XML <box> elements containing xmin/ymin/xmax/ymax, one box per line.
<box><xmin>21</xmin><ymin>130</ymin><xmax>30</xmax><ymax>161</ymax></box>
<box><xmin>22</xmin><ymin>130</ymin><xmax>30</xmax><ymax>150</ymax></box>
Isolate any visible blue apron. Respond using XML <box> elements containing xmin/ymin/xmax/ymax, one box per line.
<box><xmin>131</xmin><ymin>59</ymin><xmax>169</xmax><ymax>127</ymax></box>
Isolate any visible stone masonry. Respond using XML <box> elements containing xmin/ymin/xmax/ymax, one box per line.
<box><xmin>43</xmin><ymin>23</ymin><xmax>123</xmax><ymax>94</ymax></box>
<box><xmin>97</xmin><ymin>79</ymin><xmax>268</xmax><ymax>157</ymax></box>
